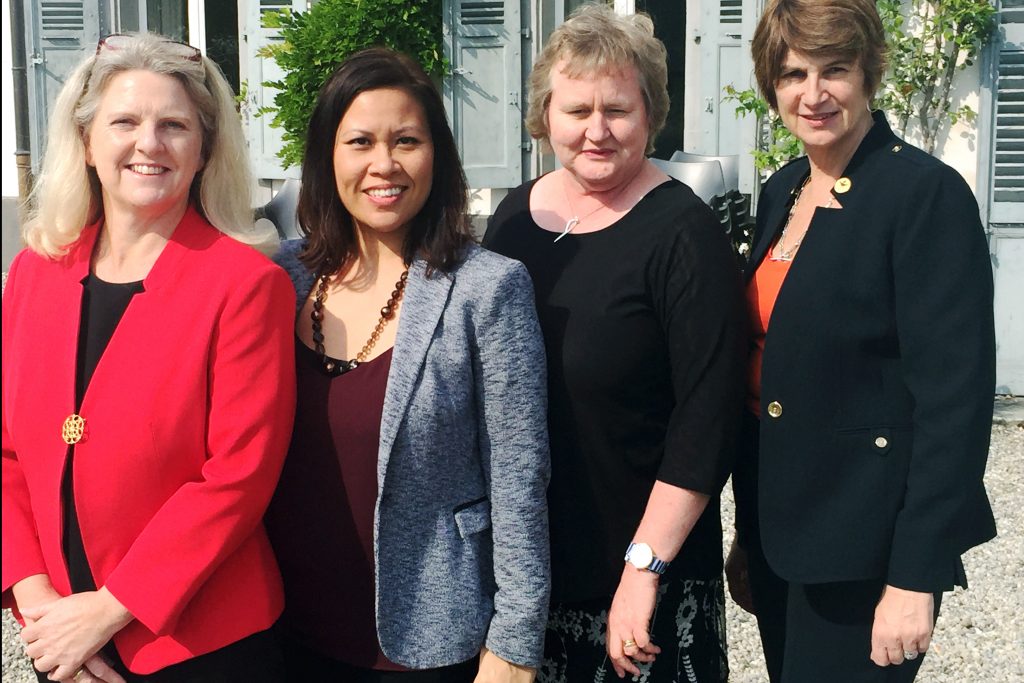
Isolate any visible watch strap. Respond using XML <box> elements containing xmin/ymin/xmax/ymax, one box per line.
<box><xmin>647</xmin><ymin>556</ymin><xmax>670</xmax><ymax>574</ymax></box>
<box><xmin>625</xmin><ymin>542</ymin><xmax>670</xmax><ymax>575</ymax></box>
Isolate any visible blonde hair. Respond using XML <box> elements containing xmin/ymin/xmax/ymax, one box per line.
<box><xmin>525</xmin><ymin>3</ymin><xmax>669</xmax><ymax>155</ymax></box>
<box><xmin>23</xmin><ymin>32</ymin><xmax>276</xmax><ymax>257</ymax></box>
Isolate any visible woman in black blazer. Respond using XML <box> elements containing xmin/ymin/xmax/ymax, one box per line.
<box><xmin>729</xmin><ymin>1</ymin><xmax>996</xmax><ymax>681</ymax></box>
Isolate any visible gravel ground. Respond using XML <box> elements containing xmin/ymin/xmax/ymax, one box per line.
<box><xmin>4</xmin><ymin>422</ymin><xmax>1022</xmax><ymax>682</ymax></box>
<box><xmin>721</xmin><ymin>421</ymin><xmax>1024</xmax><ymax>683</ymax></box>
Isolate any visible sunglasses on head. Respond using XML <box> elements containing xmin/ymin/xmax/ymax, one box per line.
<box><xmin>96</xmin><ymin>34</ymin><xmax>203</xmax><ymax>62</ymax></box>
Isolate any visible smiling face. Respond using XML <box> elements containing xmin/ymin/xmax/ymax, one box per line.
<box><xmin>774</xmin><ymin>49</ymin><xmax>874</xmax><ymax>155</ymax></box>
<box><xmin>333</xmin><ymin>87</ymin><xmax>434</xmax><ymax>243</ymax></box>
<box><xmin>85</xmin><ymin>70</ymin><xmax>204</xmax><ymax>221</ymax></box>
<box><xmin>546</xmin><ymin>61</ymin><xmax>649</xmax><ymax>192</ymax></box>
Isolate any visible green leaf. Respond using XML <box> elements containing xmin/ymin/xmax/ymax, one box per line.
<box><xmin>254</xmin><ymin>0</ymin><xmax>445</xmax><ymax>168</ymax></box>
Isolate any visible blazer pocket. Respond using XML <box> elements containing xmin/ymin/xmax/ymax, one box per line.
<box><xmin>454</xmin><ymin>498</ymin><xmax>491</xmax><ymax>539</ymax></box>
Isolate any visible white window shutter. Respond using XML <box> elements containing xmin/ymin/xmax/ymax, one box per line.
<box><xmin>26</xmin><ymin>0</ymin><xmax>106</xmax><ymax>173</ymax></box>
<box><xmin>243</xmin><ymin>0</ymin><xmax>305</xmax><ymax>181</ymax></box>
<box><xmin>443</xmin><ymin>0</ymin><xmax>523</xmax><ymax>188</ymax></box>
<box><xmin>992</xmin><ymin>1</ymin><xmax>1024</xmax><ymax>223</ymax></box>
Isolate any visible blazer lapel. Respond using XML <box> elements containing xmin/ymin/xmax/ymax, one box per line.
<box><xmin>377</xmin><ymin>259</ymin><xmax>454</xmax><ymax>484</ymax></box>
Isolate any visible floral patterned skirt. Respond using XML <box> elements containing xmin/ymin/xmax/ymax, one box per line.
<box><xmin>537</xmin><ymin>577</ymin><xmax>728</xmax><ymax>683</ymax></box>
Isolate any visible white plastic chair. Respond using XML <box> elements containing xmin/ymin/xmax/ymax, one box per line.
<box><xmin>669</xmin><ymin>151</ymin><xmax>740</xmax><ymax>192</ymax></box>
<box><xmin>256</xmin><ymin>178</ymin><xmax>302</xmax><ymax>240</ymax></box>
<box><xmin>648</xmin><ymin>158</ymin><xmax>727</xmax><ymax>205</ymax></box>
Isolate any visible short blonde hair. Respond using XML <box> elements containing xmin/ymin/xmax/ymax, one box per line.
<box><xmin>526</xmin><ymin>3</ymin><xmax>669</xmax><ymax>156</ymax></box>
<box><xmin>752</xmin><ymin>0</ymin><xmax>887</xmax><ymax>110</ymax></box>
<box><xmin>23</xmin><ymin>32</ymin><xmax>276</xmax><ymax>257</ymax></box>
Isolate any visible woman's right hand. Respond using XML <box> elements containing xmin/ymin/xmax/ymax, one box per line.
<box><xmin>724</xmin><ymin>538</ymin><xmax>755</xmax><ymax>614</ymax></box>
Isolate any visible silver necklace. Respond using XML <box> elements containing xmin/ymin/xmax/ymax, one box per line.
<box><xmin>771</xmin><ymin>176</ymin><xmax>834</xmax><ymax>261</ymax></box>
<box><xmin>554</xmin><ymin>174</ymin><xmax>634</xmax><ymax>243</ymax></box>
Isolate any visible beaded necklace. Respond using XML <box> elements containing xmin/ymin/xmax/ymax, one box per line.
<box><xmin>310</xmin><ymin>269</ymin><xmax>409</xmax><ymax>376</ymax></box>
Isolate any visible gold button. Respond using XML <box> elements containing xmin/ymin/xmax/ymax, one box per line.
<box><xmin>62</xmin><ymin>414</ymin><xmax>85</xmax><ymax>445</ymax></box>
<box><xmin>891</xmin><ymin>144</ymin><xmax>903</xmax><ymax>153</ymax></box>
<box><xmin>834</xmin><ymin>177</ymin><xmax>852</xmax><ymax>193</ymax></box>
<box><xmin>767</xmin><ymin>401</ymin><xmax>783</xmax><ymax>418</ymax></box>
<box><xmin>874</xmin><ymin>436</ymin><xmax>889</xmax><ymax>449</ymax></box>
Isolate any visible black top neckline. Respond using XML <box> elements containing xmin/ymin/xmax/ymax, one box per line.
<box><xmin>524</xmin><ymin>176</ymin><xmax>679</xmax><ymax>240</ymax></box>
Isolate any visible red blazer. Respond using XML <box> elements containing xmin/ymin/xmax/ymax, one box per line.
<box><xmin>2</xmin><ymin>207</ymin><xmax>296</xmax><ymax>674</ymax></box>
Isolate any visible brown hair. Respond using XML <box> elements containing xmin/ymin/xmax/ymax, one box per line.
<box><xmin>525</xmin><ymin>3</ymin><xmax>669</xmax><ymax>155</ymax></box>
<box><xmin>297</xmin><ymin>47</ymin><xmax>472</xmax><ymax>277</ymax></box>
<box><xmin>751</xmin><ymin>0</ymin><xmax>886</xmax><ymax>110</ymax></box>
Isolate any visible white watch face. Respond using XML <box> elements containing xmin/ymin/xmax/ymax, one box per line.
<box><xmin>628</xmin><ymin>542</ymin><xmax>654</xmax><ymax>568</ymax></box>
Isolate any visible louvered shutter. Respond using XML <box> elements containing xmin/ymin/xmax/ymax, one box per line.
<box><xmin>989</xmin><ymin>2</ymin><xmax>1024</xmax><ymax>393</ymax></box>
<box><xmin>443</xmin><ymin>0</ymin><xmax>523</xmax><ymax>188</ymax></box>
<box><xmin>693</xmin><ymin>0</ymin><xmax>744</xmax><ymax>157</ymax></box>
<box><xmin>992</xmin><ymin>1</ymin><xmax>1024</xmax><ymax>222</ymax></box>
<box><xmin>243</xmin><ymin>0</ymin><xmax>305</xmax><ymax>181</ymax></box>
<box><xmin>26</xmin><ymin>0</ymin><xmax>109</xmax><ymax>173</ymax></box>
<box><xmin>690</xmin><ymin>0</ymin><xmax>757</xmax><ymax>192</ymax></box>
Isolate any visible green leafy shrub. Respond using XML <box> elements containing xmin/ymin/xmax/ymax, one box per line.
<box><xmin>725</xmin><ymin>0</ymin><xmax>996</xmax><ymax>171</ymax></box>
<box><xmin>876</xmin><ymin>0</ymin><xmax>996</xmax><ymax>154</ymax></box>
<box><xmin>259</xmin><ymin>0</ymin><xmax>444</xmax><ymax>168</ymax></box>
<box><xmin>723</xmin><ymin>85</ymin><xmax>802</xmax><ymax>174</ymax></box>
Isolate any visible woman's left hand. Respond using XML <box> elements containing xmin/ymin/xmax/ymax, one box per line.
<box><xmin>474</xmin><ymin>646</ymin><xmax>536</xmax><ymax>683</ymax></box>
<box><xmin>606</xmin><ymin>566</ymin><xmax>662</xmax><ymax>678</ymax></box>
<box><xmin>21</xmin><ymin>588</ymin><xmax>133</xmax><ymax>681</ymax></box>
<box><xmin>870</xmin><ymin>584</ymin><xmax>934</xmax><ymax>667</ymax></box>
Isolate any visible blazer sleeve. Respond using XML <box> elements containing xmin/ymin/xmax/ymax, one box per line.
<box><xmin>101</xmin><ymin>262</ymin><xmax>297</xmax><ymax>635</ymax></box>
<box><xmin>472</xmin><ymin>260</ymin><xmax>552</xmax><ymax>667</ymax></box>
<box><xmin>886</xmin><ymin>164</ymin><xmax>996</xmax><ymax>592</ymax></box>
<box><xmin>1</xmin><ymin>251</ymin><xmax>50</xmax><ymax>604</ymax></box>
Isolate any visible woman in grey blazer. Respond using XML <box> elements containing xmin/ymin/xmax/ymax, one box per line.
<box><xmin>264</xmin><ymin>48</ymin><xmax>551</xmax><ymax>683</ymax></box>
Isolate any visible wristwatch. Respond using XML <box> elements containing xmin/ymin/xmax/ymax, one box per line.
<box><xmin>624</xmin><ymin>542</ymin><xmax>670</xmax><ymax>575</ymax></box>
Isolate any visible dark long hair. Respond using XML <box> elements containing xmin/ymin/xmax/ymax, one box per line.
<box><xmin>297</xmin><ymin>47</ymin><xmax>472</xmax><ymax>276</ymax></box>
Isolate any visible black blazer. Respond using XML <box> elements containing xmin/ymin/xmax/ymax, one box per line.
<box><xmin>742</xmin><ymin>112</ymin><xmax>996</xmax><ymax>592</ymax></box>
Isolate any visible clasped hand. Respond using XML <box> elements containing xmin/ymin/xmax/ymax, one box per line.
<box><xmin>20</xmin><ymin>589</ymin><xmax>129</xmax><ymax>683</ymax></box>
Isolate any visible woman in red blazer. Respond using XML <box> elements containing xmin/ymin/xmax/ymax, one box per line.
<box><xmin>1</xmin><ymin>33</ymin><xmax>295</xmax><ymax>682</ymax></box>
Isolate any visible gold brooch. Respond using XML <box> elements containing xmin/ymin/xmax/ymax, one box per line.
<box><xmin>62</xmin><ymin>414</ymin><xmax>85</xmax><ymax>445</ymax></box>
<box><xmin>834</xmin><ymin>177</ymin><xmax>852</xmax><ymax>194</ymax></box>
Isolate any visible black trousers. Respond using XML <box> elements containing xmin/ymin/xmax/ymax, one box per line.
<box><xmin>747</xmin><ymin>537</ymin><xmax>942</xmax><ymax>683</ymax></box>
<box><xmin>280</xmin><ymin>633</ymin><xmax>479</xmax><ymax>683</ymax></box>
<box><xmin>33</xmin><ymin>628</ymin><xmax>284</xmax><ymax>683</ymax></box>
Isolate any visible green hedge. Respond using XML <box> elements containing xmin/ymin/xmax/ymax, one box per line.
<box><xmin>260</xmin><ymin>0</ymin><xmax>445</xmax><ymax>168</ymax></box>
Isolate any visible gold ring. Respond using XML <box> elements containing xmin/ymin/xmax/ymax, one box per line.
<box><xmin>622</xmin><ymin>639</ymin><xmax>637</xmax><ymax>649</ymax></box>
<box><xmin>73</xmin><ymin>668</ymin><xmax>87</xmax><ymax>681</ymax></box>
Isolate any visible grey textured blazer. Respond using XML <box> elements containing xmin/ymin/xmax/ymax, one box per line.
<box><xmin>275</xmin><ymin>240</ymin><xmax>551</xmax><ymax>668</ymax></box>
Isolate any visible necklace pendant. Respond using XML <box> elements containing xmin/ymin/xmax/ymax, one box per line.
<box><xmin>554</xmin><ymin>217</ymin><xmax>580</xmax><ymax>243</ymax></box>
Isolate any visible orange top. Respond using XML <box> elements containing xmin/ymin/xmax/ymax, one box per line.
<box><xmin>746</xmin><ymin>254</ymin><xmax>793</xmax><ymax>416</ymax></box>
